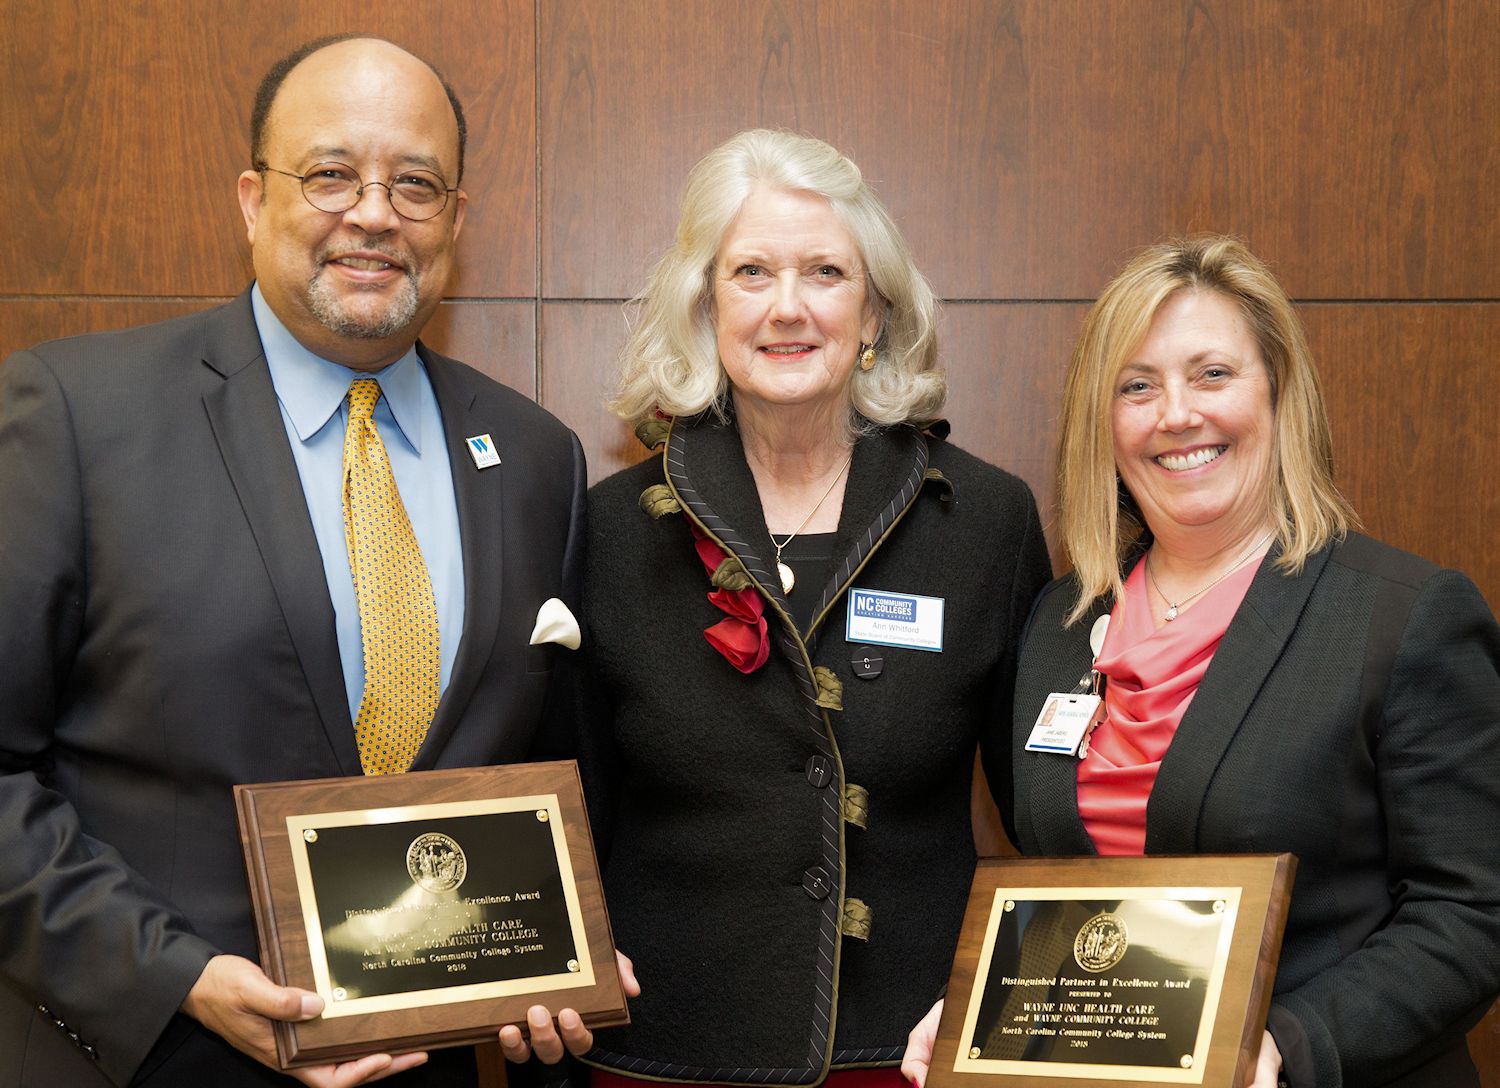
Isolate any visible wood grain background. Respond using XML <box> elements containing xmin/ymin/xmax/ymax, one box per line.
<box><xmin>4</xmin><ymin>1</ymin><xmax>1497</xmax><ymax>1080</ymax></box>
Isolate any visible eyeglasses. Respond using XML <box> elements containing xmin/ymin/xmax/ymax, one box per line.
<box><xmin>259</xmin><ymin>161</ymin><xmax>457</xmax><ymax>222</ymax></box>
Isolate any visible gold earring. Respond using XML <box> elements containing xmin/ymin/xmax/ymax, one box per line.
<box><xmin>859</xmin><ymin>344</ymin><xmax>876</xmax><ymax>371</ymax></box>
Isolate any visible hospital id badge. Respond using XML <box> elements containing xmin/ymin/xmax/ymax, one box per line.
<box><xmin>1024</xmin><ymin>693</ymin><xmax>1106</xmax><ymax>757</ymax></box>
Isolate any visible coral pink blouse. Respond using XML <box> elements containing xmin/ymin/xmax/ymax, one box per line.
<box><xmin>1076</xmin><ymin>555</ymin><xmax>1263</xmax><ymax>855</ymax></box>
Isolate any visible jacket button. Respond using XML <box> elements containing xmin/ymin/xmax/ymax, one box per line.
<box><xmin>804</xmin><ymin>755</ymin><xmax>832</xmax><ymax>788</ymax></box>
<box><xmin>850</xmin><ymin>646</ymin><xmax>883</xmax><ymax>679</ymax></box>
<box><xmin>802</xmin><ymin>866</ymin><xmax>832</xmax><ymax>899</ymax></box>
<box><xmin>82</xmin><ymin>1044</ymin><xmax>99</xmax><ymax>1061</ymax></box>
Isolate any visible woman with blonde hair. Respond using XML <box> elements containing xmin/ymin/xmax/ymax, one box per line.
<box><xmin>906</xmin><ymin>234</ymin><xmax>1500</xmax><ymax>1088</ymax></box>
<box><xmin>516</xmin><ymin>129</ymin><xmax>1051</xmax><ymax>1088</ymax></box>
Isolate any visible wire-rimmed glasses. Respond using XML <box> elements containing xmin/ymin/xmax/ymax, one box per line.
<box><xmin>259</xmin><ymin>161</ymin><xmax>457</xmax><ymax>222</ymax></box>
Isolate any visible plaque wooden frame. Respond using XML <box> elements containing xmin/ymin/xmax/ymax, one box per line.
<box><xmin>235</xmin><ymin>761</ymin><xmax>628</xmax><ymax>1068</ymax></box>
<box><xmin>928</xmin><ymin>854</ymin><xmax>1295</xmax><ymax>1088</ymax></box>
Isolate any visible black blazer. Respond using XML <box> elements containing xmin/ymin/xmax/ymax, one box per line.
<box><xmin>0</xmin><ymin>292</ymin><xmax>586</xmax><ymax>1087</ymax></box>
<box><xmin>578</xmin><ymin>418</ymin><xmax>1052</xmax><ymax>1084</ymax></box>
<box><xmin>1011</xmin><ymin>534</ymin><xmax>1500</xmax><ymax>1087</ymax></box>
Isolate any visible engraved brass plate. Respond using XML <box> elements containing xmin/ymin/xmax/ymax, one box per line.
<box><xmin>286</xmin><ymin>794</ymin><xmax>594</xmax><ymax>1017</ymax></box>
<box><xmin>953</xmin><ymin>887</ymin><xmax>1237</xmax><ymax>1081</ymax></box>
<box><xmin>929</xmin><ymin>856</ymin><xmax>1294</xmax><ymax>1088</ymax></box>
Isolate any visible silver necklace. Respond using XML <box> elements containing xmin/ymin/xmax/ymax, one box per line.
<box><xmin>1144</xmin><ymin>532</ymin><xmax>1273</xmax><ymax>622</ymax></box>
<box><xmin>768</xmin><ymin>452</ymin><xmax>853</xmax><ymax>595</ymax></box>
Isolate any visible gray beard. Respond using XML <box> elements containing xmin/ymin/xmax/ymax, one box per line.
<box><xmin>305</xmin><ymin>269</ymin><xmax>420</xmax><ymax>340</ymax></box>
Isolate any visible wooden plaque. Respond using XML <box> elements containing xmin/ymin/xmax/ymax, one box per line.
<box><xmin>235</xmin><ymin>761</ymin><xmax>628</xmax><ymax>1068</ymax></box>
<box><xmin>929</xmin><ymin>855</ymin><xmax>1295</xmax><ymax>1088</ymax></box>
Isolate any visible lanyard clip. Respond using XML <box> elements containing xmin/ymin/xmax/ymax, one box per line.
<box><xmin>1072</xmin><ymin>669</ymin><xmax>1105</xmax><ymax>697</ymax></box>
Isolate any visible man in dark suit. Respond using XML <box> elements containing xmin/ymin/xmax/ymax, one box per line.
<box><xmin>0</xmin><ymin>35</ymin><xmax>586</xmax><ymax>1088</ymax></box>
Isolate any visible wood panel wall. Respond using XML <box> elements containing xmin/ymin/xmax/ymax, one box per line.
<box><xmin>5</xmin><ymin>1</ymin><xmax>1498</xmax><ymax>1081</ymax></box>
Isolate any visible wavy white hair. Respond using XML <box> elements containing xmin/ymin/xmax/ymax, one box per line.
<box><xmin>610</xmin><ymin>129</ymin><xmax>943</xmax><ymax>438</ymax></box>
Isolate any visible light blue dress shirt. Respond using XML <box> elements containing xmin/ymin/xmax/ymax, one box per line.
<box><xmin>251</xmin><ymin>284</ymin><xmax>465</xmax><ymax>720</ymax></box>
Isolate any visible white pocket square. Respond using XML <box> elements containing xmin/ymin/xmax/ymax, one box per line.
<box><xmin>529</xmin><ymin>597</ymin><xmax>581</xmax><ymax>650</ymax></box>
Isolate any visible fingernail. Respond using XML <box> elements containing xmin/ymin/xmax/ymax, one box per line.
<box><xmin>299</xmin><ymin>994</ymin><xmax>323</xmax><ymax>1018</ymax></box>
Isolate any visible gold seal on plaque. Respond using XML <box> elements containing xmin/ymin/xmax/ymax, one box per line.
<box><xmin>1073</xmin><ymin>912</ymin><xmax>1128</xmax><ymax>972</ymax></box>
<box><xmin>406</xmin><ymin>832</ymin><xmax>468</xmax><ymax>893</ymax></box>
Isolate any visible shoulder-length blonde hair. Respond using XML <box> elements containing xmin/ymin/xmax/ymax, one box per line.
<box><xmin>1058</xmin><ymin>235</ymin><xmax>1356</xmax><ymax>624</ymax></box>
<box><xmin>610</xmin><ymin>129</ymin><xmax>943</xmax><ymax>438</ymax></box>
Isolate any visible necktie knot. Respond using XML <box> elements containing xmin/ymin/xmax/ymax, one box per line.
<box><xmin>348</xmin><ymin>378</ymin><xmax>381</xmax><ymax>423</ymax></box>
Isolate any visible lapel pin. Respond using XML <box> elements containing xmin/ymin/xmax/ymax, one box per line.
<box><xmin>466</xmin><ymin>434</ymin><xmax>501</xmax><ymax>470</ymax></box>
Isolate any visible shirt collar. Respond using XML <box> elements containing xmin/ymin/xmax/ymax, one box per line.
<box><xmin>250</xmin><ymin>283</ymin><xmax>426</xmax><ymax>452</ymax></box>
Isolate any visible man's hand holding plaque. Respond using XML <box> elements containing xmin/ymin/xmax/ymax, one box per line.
<box><xmin>182</xmin><ymin>954</ymin><xmax>431</xmax><ymax>1086</ymax></box>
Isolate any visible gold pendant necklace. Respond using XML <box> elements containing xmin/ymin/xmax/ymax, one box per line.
<box><xmin>768</xmin><ymin>452</ymin><xmax>853</xmax><ymax>595</ymax></box>
<box><xmin>1145</xmin><ymin>532</ymin><xmax>1273</xmax><ymax>622</ymax></box>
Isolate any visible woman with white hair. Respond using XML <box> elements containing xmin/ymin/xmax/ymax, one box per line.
<box><xmin>524</xmin><ymin>129</ymin><xmax>1050</xmax><ymax>1088</ymax></box>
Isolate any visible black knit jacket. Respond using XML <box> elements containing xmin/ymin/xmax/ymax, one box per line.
<box><xmin>575</xmin><ymin>416</ymin><xmax>1052</xmax><ymax>1084</ymax></box>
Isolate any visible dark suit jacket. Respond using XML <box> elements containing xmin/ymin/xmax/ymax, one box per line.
<box><xmin>0</xmin><ymin>292</ymin><xmax>586</xmax><ymax>1087</ymax></box>
<box><xmin>579</xmin><ymin>418</ymin><xmax>1052</xmax><ymax>1082</ymax></box>
<box><xmin>1011</xmin><ymin>533</ymin><xmax>1500</xmax><ymax>1088</ymax></box>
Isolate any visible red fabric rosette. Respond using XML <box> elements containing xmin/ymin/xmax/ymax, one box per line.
<box><xmin>691</xmin><ymin>533</ymin><xmax>727</xmax><ymax>576</ymax></box>
<box><xmin>687</xmin><ymin>521</ymin><xmax>771</xmax><ymax>674</ymax></box>
<box><xmin>703</xmin><ymin>604</ymin><xmax>771</xmax><ymax>673</ymax></box>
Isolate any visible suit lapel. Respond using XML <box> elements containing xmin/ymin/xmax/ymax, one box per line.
<box><xmin>668</xmin><ymin>415</ymin><xmax>782</xmax><ymax>592</ymax></box>
<box><xmin>199</xmin><ymin>294</ymin><xmax>361</xmax><ymax>775</ymax></box>
<box><xmin>1144</xmin><ymin>545</ymin><xmax>1334</xmax><ymax>852</ymax></box>
<box><xmin>1017</xmin><ymin>593</ymin><xmax>1107</xmax><ymax>856</ymax></box>
<box><xmin>664</xmin><ymin>418</ymin><xmax>932</xmax><ymax>657</ymax></box>
<box><xmin>412</xmin><ymin>351</ymin><xmax>502</xmax><ymax>767</ymax></box>
<box><xmin>800</xmin><ymin>426</ymin><xmax>928</xmax><ymax>653</ymax></box>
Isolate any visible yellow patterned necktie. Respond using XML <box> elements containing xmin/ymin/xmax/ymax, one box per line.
<box><xmin>342</xmin><ymin>378</ymin><xmax>441</xmax><ymax>775</ymax></box>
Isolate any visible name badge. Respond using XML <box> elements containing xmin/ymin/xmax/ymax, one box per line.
<box><xmin>845</xmin><ymin>587</ymin><xmax>944</xmax><ymax>652</ymax></box>
<box><xmin>1024</xmin><ymin>693</ymin><xmax>1106</xmax><ymax>757</ymax></box>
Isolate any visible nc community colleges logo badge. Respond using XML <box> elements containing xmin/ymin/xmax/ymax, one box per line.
<box><xmin>851</xmin><ymin>590</ymin><xmax>918</xmax><ymax>623</ymax></box>
<box><xmin>1074</xmin><ymin>912</ymin><xmax>1129</xmax><ymax>973</ymax></box>
<box><xmin>406</xmin><ymin>832</ymin><xmax>468</xmax><ymax>893</ymax></box>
